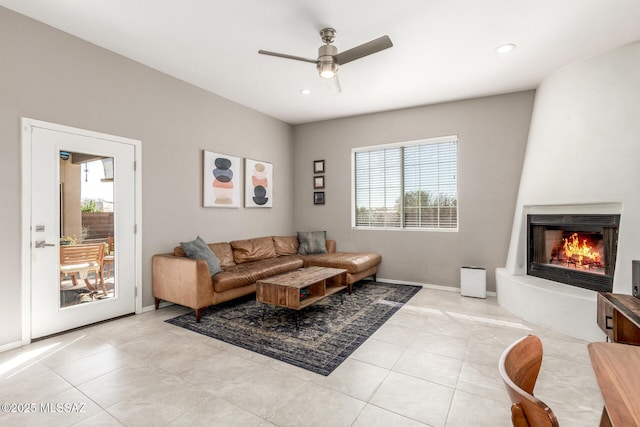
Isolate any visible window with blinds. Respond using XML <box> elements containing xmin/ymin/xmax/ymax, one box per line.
<box><xmin>353</xmin><ymin>136</ymin><xmax>458</xmax><ymax>230</ymax></box>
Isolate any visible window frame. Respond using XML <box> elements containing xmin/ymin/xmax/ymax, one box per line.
<box><xmin>351</xmin><ymin>135</ymin><xmax>459</xmax><ymax>232</ymax></box>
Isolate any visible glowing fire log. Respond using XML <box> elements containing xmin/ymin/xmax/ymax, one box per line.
<box><xmin>563</xmin><ymin>233</ymin><xmax>600</xmax><ymax>265</ymax></box>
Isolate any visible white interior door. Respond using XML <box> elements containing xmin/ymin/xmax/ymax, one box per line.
<box><xmin>25</xmin><ymin>120</ymin><xmax>138</xmax><ymax>339</ymax></box>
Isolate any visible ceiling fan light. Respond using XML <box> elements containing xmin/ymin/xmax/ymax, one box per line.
<box><xmin>318</xmin><ymin>61</ymin><xmax>338</xmax><ymax>79</ymax></box>
<box><xmin>320</xmin><ymin>70</ymin><xmax>335</xmax><ymax>79</ymax></box>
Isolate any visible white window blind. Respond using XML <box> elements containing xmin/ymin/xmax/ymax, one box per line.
<box><xmin>353</xmin><ymin>137</ymin><xmax>458</xmax><ymax>230</ymax></box>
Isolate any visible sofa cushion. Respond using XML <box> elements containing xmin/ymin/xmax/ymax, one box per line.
<box><xmin>273</xmin><ymin>236</ymin><xmax>299</xmax><ymax>256</ymax></box>
<box><xmin>174</xmin><ymin>242</ymin><xmax>235</xmax><ymax>269</ymax></box>
<box><xmin>303</xmin><ymin>252</ymin><xmax>381</xmax><ymax>274</ymax></box>
<box><xmin>208</xmin><ymin>242</ymin><xmax>235</xmax><ymax>269</ymax></box>
<box><xmin>297</xmin><ymin>231</ymin><xmax>328</xmax><ymax>255</ymax></box>
<box><xmin>230</xmin><ymin>236</ymin><xmax>277</xmax><ymax>264</ymax></box>
<box><xmin>212</xmin><ymin>256</ymin><xmax>303</xmax><ymax>293</ymax></box>
<box><xmin>179</xmin><ymin>236</ymin><xmax>221</xmax><ymax>275</ymax></box>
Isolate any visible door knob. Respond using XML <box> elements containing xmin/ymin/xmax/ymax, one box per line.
<box><xmin>35</xmin><ymin>240</ymin><xmax>55</xmax><ymax>248</ymax></box>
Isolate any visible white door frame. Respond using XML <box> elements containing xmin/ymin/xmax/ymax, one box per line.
<box><xmin>20</xmin><ymin>117</ymin><xmax>143</xmax><ymax>345</ymax></box>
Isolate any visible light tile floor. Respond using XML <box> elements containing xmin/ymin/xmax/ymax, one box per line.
<box><xmin>0</xmin><ymin>286</ymin><xmax>604</xmax><ymax>426</ymax></box>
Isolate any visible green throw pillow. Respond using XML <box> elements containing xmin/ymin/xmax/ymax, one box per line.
<box><xmin>297</xmin><ymin>231</ymin><xmax>328</xmax><ymax>255</ymax></box>
<box><xmin>180</xmin><ymin>236</ymin><xmax>221</xmax><ymax>275</ymax></box>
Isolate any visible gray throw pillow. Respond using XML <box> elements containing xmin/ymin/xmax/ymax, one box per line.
<box><xmin>180</xmin><ymin>236</ymin><xmax>221</xmax><ymax>275</ymax></box>
<box><xmin>297</xmin><ymin>231</ymin><xmax>328</xmax><ymax>255</ymax></box>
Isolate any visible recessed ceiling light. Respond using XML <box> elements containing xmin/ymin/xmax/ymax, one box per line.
<box><xmin>299</xmin><ymin>89</ymin><xmax>311</xmax><ymax>95</ymax></box>
<box><xmin>496</xmin><ymin>43</ymin><xmax>517</xmax><ymax>54</ymax></box>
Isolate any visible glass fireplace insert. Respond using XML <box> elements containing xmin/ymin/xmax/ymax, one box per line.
<box><xmin>527</xmin><ymin>214</ymin><xmax>620</xmax><ymax>292</ymax></box>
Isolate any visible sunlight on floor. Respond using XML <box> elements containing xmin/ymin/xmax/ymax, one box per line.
<box><xmin>1</xmin><ymin>335</ymin><xmax>88</xmax><ymax>378</ymax></box>
<box><xmin>447</xmin><ymin>312</ymin><xmax>532</xmax><ymax>330</ymax></box>
<box><xmin>403</xmin><ymin>303</ymin><xmax>532</xmax><ymax>330</ymax></box>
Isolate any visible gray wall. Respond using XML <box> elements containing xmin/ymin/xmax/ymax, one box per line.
<box><xmin>292</xmin><ymin>91</ymin><xmax>535</xmax><ymax>291</ymax></box>
<box><xmin>0</xmin><ymin>5</ymin><xmax>536</xmax><ymax>350</ymax></box>
<box><xmin>0</xmin><ymin>8</ymin><xmax>294</xmax><ymax>347</ymax></box>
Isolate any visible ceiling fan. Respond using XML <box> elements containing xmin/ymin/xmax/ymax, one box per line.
<box><xmin>258</xmin><ymin>28</ymin><xmax>393</xmax><ymax>94</ymax></box>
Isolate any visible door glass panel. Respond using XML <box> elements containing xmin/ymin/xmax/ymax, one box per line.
<box><xmin>59</xmin><ymin>151</ymin><xmax>115</xmax><ymax>308</ymax></box>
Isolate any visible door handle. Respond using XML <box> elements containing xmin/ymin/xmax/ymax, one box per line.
<box><xmin>35</xmin><ymin>240</ymin><xmax>56</xmax><ymax>248</ymax></box>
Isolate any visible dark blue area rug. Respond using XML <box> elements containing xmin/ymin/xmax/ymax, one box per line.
<box><xmin>166</xmin><ymin>281</ymin><xmax>421</xmax><ymax>375</ymax></box>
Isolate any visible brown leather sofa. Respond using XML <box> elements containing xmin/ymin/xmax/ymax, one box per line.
<box><xmin>152</xmin><ymin>236</ymin><xmax>381</xmax><ymax>321</ymax></box>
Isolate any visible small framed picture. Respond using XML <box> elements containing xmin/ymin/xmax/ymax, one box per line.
<box><xmin>314</xmin><ymin>191</ymin><xmax>325</xmax><ymax>205</ymax></box>
<box><xmin>313</xmin><ymin>175</ymin><xmax>325</xmax><ymax>189</ymax></box>
<box><xmin>313</xmin><ymin>160</ymin><xmax>325</xmax><ymax>174</ymax></box>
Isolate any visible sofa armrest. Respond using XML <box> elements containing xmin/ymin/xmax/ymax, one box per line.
<box><xmin>326</xmin><ymin>239</ymin><xmax>336</xmax><ymax>253</ymax></box>
<box><xmin>152</xmin><ymin>253</ymin><xmax>214</xmax><ymax>310</ymax></box>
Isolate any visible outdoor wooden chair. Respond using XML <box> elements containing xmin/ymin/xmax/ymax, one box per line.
<box><xmin>499</xmin><ymin>334</ymin><xmax>559</xmax><ymax>427</ymax></box>
<box><xmin>103</xmin><ymin>236</ymin><xmax>114</xmax><ymax>279</ymax></box>
<box><xmin>60</xmin><ymin>243</ymin><xmax>107</xmax><ymax>296</ymax></box>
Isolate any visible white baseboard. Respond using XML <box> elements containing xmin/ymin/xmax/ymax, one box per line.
<box><xmin>142</xmin><ymin>300</ymin><xmax>174</xmax><ymax>313</ymax></box>
<box><xmin>120</xmin><ymin>278</ymin><xmax>500</xmax><ymax>315</ymax></box>
<box><xmin>0</xmin><ymin>340</ymin><xmax>23</xmax><ymax>353</ymax></box>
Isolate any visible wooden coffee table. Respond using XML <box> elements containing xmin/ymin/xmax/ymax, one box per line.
<box><xmin>256</xmin><ymin>266</ymin><xmax>349</xmax><ymax>311</ymax></box>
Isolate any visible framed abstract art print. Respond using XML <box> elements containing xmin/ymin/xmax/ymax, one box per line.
<box><xmin>245</xmin><ymin>158</ymin><xmax>273</xmax><ymax>208</ymax></box>
<box><xmin>203</xmin><ymin>151</ymin><xmax>242</xmax><ymax>208</ymax></box>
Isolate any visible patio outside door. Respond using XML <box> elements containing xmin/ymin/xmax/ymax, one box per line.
<box><xmin>25</xmin><ymin>119</ymin><xmax>139</xmax><ymax>339</ymax></box>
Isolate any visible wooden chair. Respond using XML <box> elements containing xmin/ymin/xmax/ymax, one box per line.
<box><xmin>103</xmin><ymin>236</ymin><xmax>114</xmax><ymax>279</ymax></box>
<box><xmin>499</xmin><ymin>334</ymin><xmax>559</xmax><ymax>427</ymax></box>
<box><xmin>60</xmin><ymin>243</ymin><xmax>107</xmax><ymax>296</ymax></box>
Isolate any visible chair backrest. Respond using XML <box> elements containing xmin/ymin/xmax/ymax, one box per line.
<box><xmin>107</xmin><ymin>236</ymin><xmax>114</xmax><ymax>255</ymax></box>
<box><xmin>60</xmin><ymin>243</ymin><xmax>105</xmax><ymax>267</ymax></box>
<box><xmin>499</xmin><ymin>335</ymin><xmax>559</xmax><ymax>427</ymax></box>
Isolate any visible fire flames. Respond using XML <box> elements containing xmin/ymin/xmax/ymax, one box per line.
<box><xmin>563</xmin><ymin>233</ymin><xmax>600</xmax><ymax>266</ymax></box>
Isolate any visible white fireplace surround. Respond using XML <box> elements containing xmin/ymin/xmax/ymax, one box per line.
<box><xmin>497</xmin><ymin>40</ymin><xmax>640</xmax><ymax>342</ymax></box>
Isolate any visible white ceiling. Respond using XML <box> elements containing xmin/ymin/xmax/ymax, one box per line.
<box><xmin>2</xmin><ymin>0</ymin><xmax>640</xmax><ymax>124</ymax></box>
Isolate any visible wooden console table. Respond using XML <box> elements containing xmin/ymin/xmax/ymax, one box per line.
<box><xmin>596</xmin><ymin>293</ymin><xmax>640</xmax><ymax>344</ymax></box>
<box><xmin>588</xmin><ymin>342</ymin><xmax>640</xmax><ymax>426</ymax></box>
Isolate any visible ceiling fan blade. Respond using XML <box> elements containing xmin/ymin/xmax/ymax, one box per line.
<box><xmin>325</xmin><ymin>74</ymin><xmax>342</xmax><ymax>95</ymax></box>
<box><xmin>334</xmin><ymin>35</ymin><xmax>393</xmax><ymax>65</ymax></box>
<box><xmin>258</xmin><ymin>50</ymin><xmax>317</xmax><ymax>64</ymax></box>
